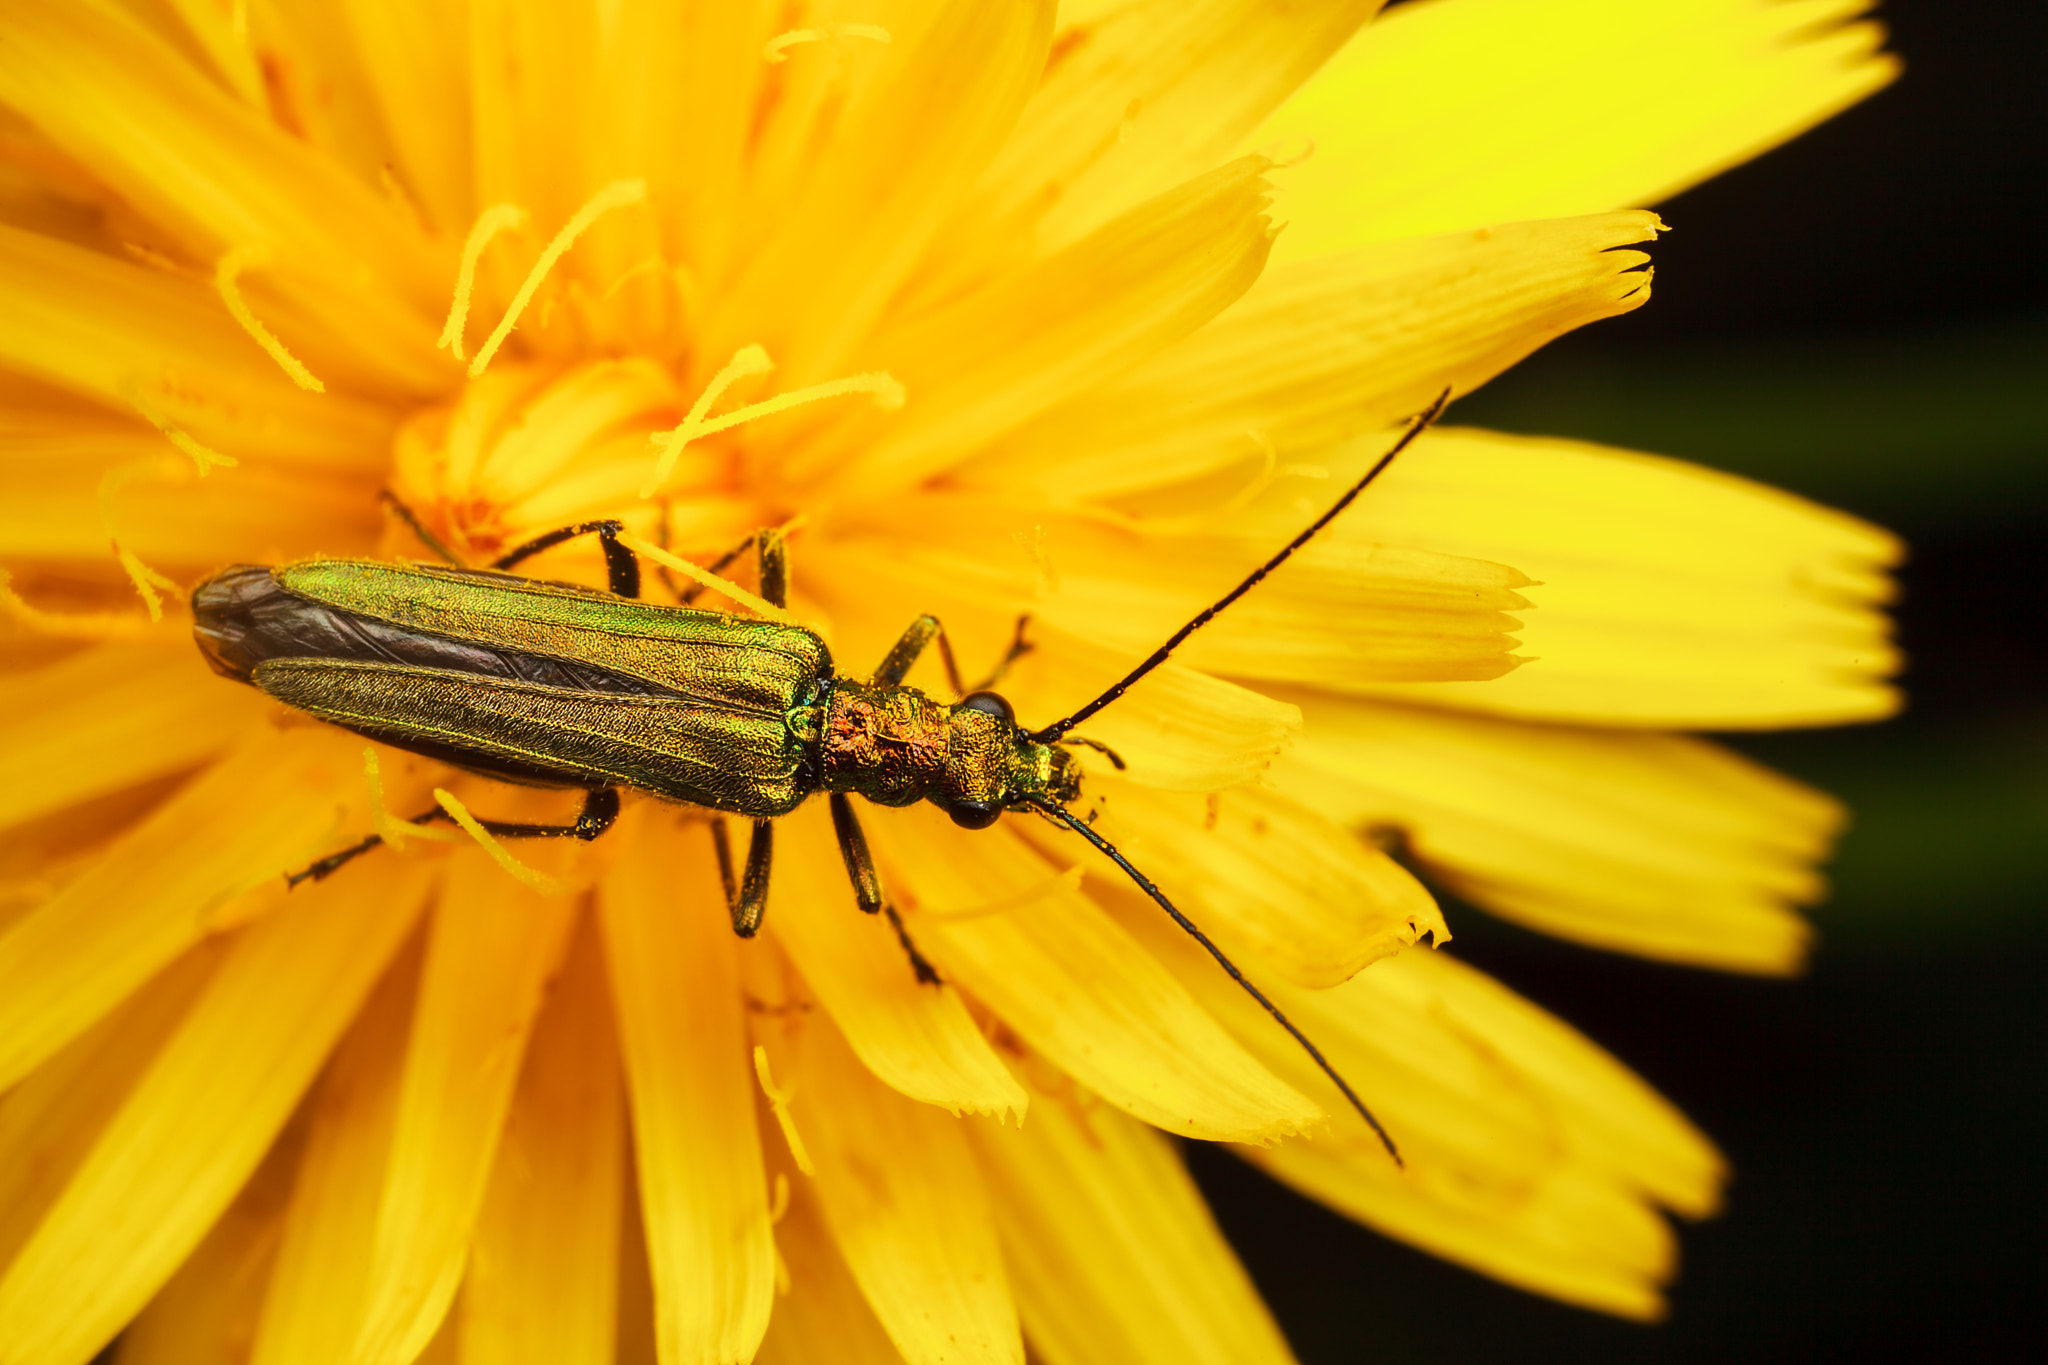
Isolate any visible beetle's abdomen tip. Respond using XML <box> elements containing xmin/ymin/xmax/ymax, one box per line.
<box><xmin>191</xmin><ymin>564</ymin><xmax>286</xmax><ymax>684</ymax></box>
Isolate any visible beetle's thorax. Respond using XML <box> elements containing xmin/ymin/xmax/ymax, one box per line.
<box><xmin>819</xmin><ymin>681</ymin><xmax>952</xmax><ymax>807</ymax></box>
<box><xmin>820</xmin><ymin>680</ymin><xmax>1077</xmax><ymax>822</ymax></box>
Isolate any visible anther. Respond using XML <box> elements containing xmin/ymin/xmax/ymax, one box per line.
<box><xmin>438</xmin><ymin>203</ymin><xmax>529</xmax><ymax>362</ymax></box>
<box><xmin>763</xmin><ymin>23</ymin><xmax>892</xmax><ymax>63</ymax></box>
<box><xmin>362</xmin><ymin>748</ymin><xmax>458</xmax><ymax>853</ymax></box>
<box><xmin>98</xmin><ymin>460</ymin><xmax>182</xmax><ymax>622</ymax></box>
<box><xmin>469</xmin><ymin>180</ymin><xmax>647</xmax><ymax>377</ymax></box>
<box><xmin>753</xmin><ymin>1046</ymin><xmax>817</xmax><ymax>1175</ymax></box>
<box><xmin>123</xmin><ymin>381</ymin><xmax>235</xmax><ymax>476</ymax></box>
<box><xmin>432</xmin><ymin>788</ymin><xmax>566</xmax><ymax>894</ymax></box>
<box><xmin>640</xmin><ymin>343</ymin><xmax>904</xmax><ymax>498</ymax></box>
<box><xmin>615</xmin><ymin>531</ymin><xmax>796</xmax><ymax>625</ymax></box>
<box><xmin>215</xmin><ymin>245</ymin><xmax>326</xmax><ymax>393</ymax></box>
<box><xmin>0</xmin><ymin>569</ymin><xmax>152</xmax><ymax>638</ymax></box>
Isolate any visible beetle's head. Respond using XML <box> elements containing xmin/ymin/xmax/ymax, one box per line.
<box><xmin>937</xmin><ymin>690</ymin><xmax>1081</xmax><ymax>829</ymax></box>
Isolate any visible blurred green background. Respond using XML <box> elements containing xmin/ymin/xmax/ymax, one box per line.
<box><xmin>1190</xmin><ymin>1</ymin><xmax>2047</xmax><ymax>1359</ymax></box>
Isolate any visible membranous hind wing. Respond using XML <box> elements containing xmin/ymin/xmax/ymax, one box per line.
<box><xmin>194</xmin><ymin>561</ymin><xmax>831</xmax><ymax>818</ymax></box>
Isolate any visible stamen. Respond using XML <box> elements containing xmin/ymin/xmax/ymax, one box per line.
<box><xmin>763</xmin><ymin>23</ymin><xmax>892</xmax><ymax>63</ymax></box>
<box><xmin>615</xmin><ymin>531</ymin><xmax>797</xmax><ymax>626</ymax></box>
<box><xmin>767</xmin><ymin>1172</ymin><xmax>791</xmax><ymax>1224</ymax></box>
<box><xmin>640</xmin><ymin>343</ymin><xmax>773</xmax><ymax>495</ymax></box>
<box><xmin>122</xmin><ymin>242</ymin><xmax>201</xmax><ymax>281</ymax></box>
<box><xmin>432</xmin><ymin>788</ymin><xmax>566</xmax><ymax>895</ymax></box>
<box><xmin>753</xmin><ymin>1045</ymin><xmax>817</xmax><ymax>1175</ymax></box>
<box><xmin>123</xmin><ymin>382</ymin><xmax>235</xmax><ymax>475</ymax></box>
<box><xmin>362</xmin><ymin>748</ymin><xmax>459</xmax><ymax>853</ymax></box>
<box><xmin>469</xmin><ymin>179</ymin><xmax>647</xmax><ymax>377</ymax></box>
<box><xmin>438</xmin><ymin>203</ymin><xmax>530</xmax><ymax>362</ymax></box>
<box><xmin>640</xmin><ymin>344</ymin><xmax>903</xmax><ymax>497</ymax></box>
<box><xmin>98</xmin><ymin>461</ymin><xmax>182</xmax><ymax>622</ymax></box>
<box><xmin>0</xmin><ymin>569</ymin><xmax>152</xmax><ymax>638</ymax></box>
<box><xmin>215</xmin><ymin>245</ymin><xmax>325</xmax><ymax>393</ymax></box>
<box><xmin>598</xmin><ymin>255</ymin><xmax>669</xmax><ymax>305</ymax></box>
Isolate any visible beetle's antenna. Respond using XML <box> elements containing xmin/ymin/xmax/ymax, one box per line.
<box><xmin>1032</xmin><ymin>388</ymin><xmax>1452</xmax><ymax>744</ymax></box>
<box><xmin>1029</xmin><ymin>797</ymin><xmax>1402</xmax><ymax>1166</ymax></box>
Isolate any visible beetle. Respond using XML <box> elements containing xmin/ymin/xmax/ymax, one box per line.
<box><xmin>192</xmin><ymin>392</ymin><xmax>1450</xmax><ymax>1162</ymax></box>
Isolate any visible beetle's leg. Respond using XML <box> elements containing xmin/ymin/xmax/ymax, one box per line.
<box><xmin>285</xmin><ymin>788</ymin><xmax>620</xmax><ymax>888</ymax></box>
<box><xmin>285</xmin><ymin>805</ymin><xmax>441</xmax><ymax>888</ymax></box>
<box><xmin>457</xmin><ymin>786</ymin><xmax>622</xmax><ymax>841</ymax></box>
<box><xmin>829</xmin><ymin>793</ymin><xmax>884</xmax><ymax>913</ymax></box>
<box><xmin>828</xmin><ymin>793</ymin><xmax>942</xmax><ymax>985</ymax></box>
<box><xmin>872</xmin><ymin>615</ymin><xmax>965</xmax><ymax>694</ymax></box>
<box><xmin>379</xmin><ymin>490</ymin><xmax>463</xmax><ymax>566</ymax></box>
<box><xmin>492</xmin><ymin>520</ymin><xmax>641</xmax><ymax>599</ymax></box>
<box><xmin>968</xmin><ymin>613</ymin><xmax>1034</xmax><ymax>693</ymax></box>
<box><xmin>872</xmin><ymin>613</ymin><xmax>1032</xmax><ymax>699</ymax></box>
<box><xmin>756</xmin><ymin>526</ymin><xmax>789</xmax><ymax>608</ymax></box>
<box><xmin>673</xmin><ymin>531</ymin><xmax>754</xmax><ymax>604</ymax></box>
<box><xmin>671</xmin><ymin>525</ymin><xmax>787</xmax><ymax>608</ymax></box>
<box><xmin>710</xmin><ymin>816</ymin><xmax>775</xmax><ymax>936</ymax></box>
<box><xmin>883</xmin><ymin>905</ymin><xmax>943</xmax><ymax>986</ymax></box>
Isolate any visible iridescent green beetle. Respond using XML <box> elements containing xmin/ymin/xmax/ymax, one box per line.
<box><xmin>192</xmin><ymin>394</ymin><xmax>1448</xmax><ymax>1162</ymax></box>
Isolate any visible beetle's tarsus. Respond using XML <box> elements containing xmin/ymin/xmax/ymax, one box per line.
<box><xmin>282</xmin><ymin>789</ymin><xmax>618</xmax><ymax>887</ymax></box>
<box><xmin>884</xmin><ymin>903</ymin><xmax>943</xmax><ymax>986</ymax></box>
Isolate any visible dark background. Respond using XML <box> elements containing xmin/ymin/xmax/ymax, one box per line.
<box><xmin>1191</xmin><ymin>1</ymin><xmax>2048</xmax><ymax>1360</ymax></box>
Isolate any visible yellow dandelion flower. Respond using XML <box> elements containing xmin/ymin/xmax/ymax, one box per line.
<box><xmin>0</xmin><ymin>1</ymin><xmax>1900</xmax><ymax>1362</ymax></box>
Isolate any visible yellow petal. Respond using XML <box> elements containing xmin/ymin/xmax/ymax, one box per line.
<box><xmin>331</xmin><ymin>0</ymin><xmax>475</xmax><ymax>239</ymax></box>
<box><xmin>1001</xmin><ymin>625</ymin><xmax>1303</xmax><ymax>793</ymax></box>
<box><xmin>460</xmin><ymin>912</ymin><xmax>625</xmax><ymax>1365</ymax></box>
<box><xmin>598</xmin><ymin>805</ymin><xmax>774</xmax><ymax>1365</ymax></box>
<box><xmin>965</xmin><ymin>211</ymin><xmax>1660</xmax><ymax>501</ymax></box>
<box><xmin>582</xmin><ymin>4</ymin><xmax>770</xmax><ymax>289</ymax></box>
<box><xmin>214</xmin><ymin>4</ymin><xmax>396</xmax><ymax>199</ymax></box>
<box><xmin>1296</xmin><ymin>426</ymin><xmax>1901</xmax><ymax>725</ymax></box>
<box><xmin>1058</xmin><ymin>776</ymin><xmax>1445</xmax><ymax>988</ymax></box>
<box><xmin>466</xmin><ymin>0</ymin><xmax>595</xmax><ymax>232</ymax></box>
<box><xmin>805</xmin><ymin>157</ymin><xmax>1276</xmax><ymax>493</ymax></box>
<box><xmin>0</xmin><ymin>636</ymin><xmax>260</xmax><ymax>832</ymax></box>
<box><xmin>1254</xmin><ymin>0</ymin><xmax>1898</xmax><ymax>257</ymax></box>
<box><xmin>983</xmin><ymin>0</ymin><xmax>1384</xmax><ymax>249</ymax></box>
<box><xmin>0</xmin><ymin>1</ymin><xmax>450</xmax><ymax>384</ymax></box>
<box><xmin>347</xmin><ymin>850</ymin><xmax>578</xmax><ymax>1365</ymax></box>
<box><xmin>967</xmin><ymin>1080</ymin><xmax>1295</xmax><ymax>1365</ymax></box>
<box><xmin>0</xmin><ymin>853</ymin><xmax>432</xmax><ymax>1365</ymax></box>
<box><xmin>1253</xmin><ymin>1135</ymin><xmax>1676</xmax><ymax>1318</ymax></box>
<box><xmin>752</xmin><ymin>1173</ymin><xmax>906</xmax><ymax>1365</ymax></box>
<box><xmin>868</xmin><ymin>802</ymin><xmax>1320</xmax><ymax>1143</ymax></box>
<box><xmin>0</xmin><ymin>414</ymin><xmax>378</xmax><ymax>566</ymax></box>
<box><xmin>767</xmin><ymin>800</ymin><xmax>1026</xmax><ymax>1119</ymax></box>
<box><xmin>805</xmin><ymin>544</ymin><xmax>1303</xmax><ymax>793</ymax></box>
<box><xmin>795</xmin><ymin>1011</ymin><xmax>1023</xmax><ymax>1365</ymax></box>
<box><xmin>711</xmin><ymin>0</ymin><xmax>1054</xmax><ymax>382</ymax></box>
<box><xmin>251</xmin><ymin>931</ymin><xmax>422</xmax><ymax>1365</ymax></box>
<box><xmin>0</xmin><ymin>224</ymin><xmax>396</xmax><ymax>469</ymax></box>
<box><xmin>1272</xmin><ymin>693</ymin><xmax>1839</xmax><ymax>972</ymax></box>
<box><xmin>0</xmin><ymin>728</ymin><xmax>366</xmax><ymax>1093</ymax></box>
<box><xmin>153</xmin><ymin>0</ymin><xmax>267</xmax><ymax>108</ymax></box>
<box><xmin>835</xmin><ymin>494</ymin><xmax>1529</xmax><ymax>686</ymax></box>
<box><xmin>1113</xmin><ymin>895</ymin><xmax>1723</xmax><ymax>1316</ymax></box>
<box><xmin>0</xmin><ymin>937</ymin><xmax>224</xmax><ymax>1275</ymax></box>
<box><xmin>117</xmin><ymin>1116</ymin><xmax>300</xmax><ymax>1365</ymax></box>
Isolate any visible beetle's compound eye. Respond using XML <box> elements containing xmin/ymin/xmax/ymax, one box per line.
<box><xmin>947</xmin><ymin>799</ymin><xmax>1003</xmax><ymax>830</ymax></box>
<box><xmin>957</xmin><ymin>690</ymin><xmax>1015</xmax><ymax>725</ymax></box>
